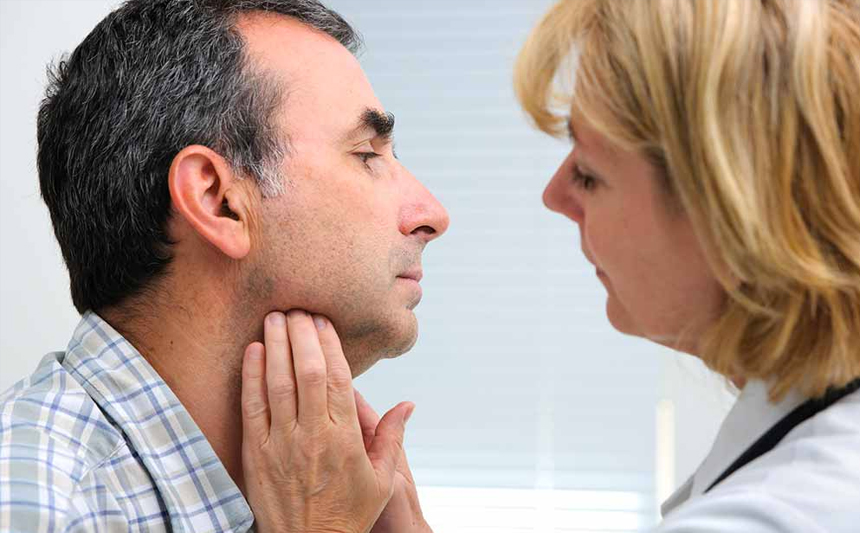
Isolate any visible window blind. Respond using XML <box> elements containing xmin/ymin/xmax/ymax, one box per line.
<box><xmin>332</xmin><ymin>1</ymin><xmax>663</xmax><ymax>530</ymax></box>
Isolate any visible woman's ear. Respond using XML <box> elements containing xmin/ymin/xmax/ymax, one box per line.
<box><xmin>168</xmin><ymin>145</ymin><xmax>253</xmax><ymax>260</ymax></box>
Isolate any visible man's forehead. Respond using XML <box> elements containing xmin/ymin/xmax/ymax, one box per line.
<box><xmin>237</xmin><ymin>13</ymin><xmax>332</xmax><ymax>52</ymax></box>
<box><xmin>236</xmin><ymin>13</ymin><xmax>384</xmax><ymax>142</ymax></box>
<box><xmin>236</xmin><ymin>12</ymin><xmax>354</xmax><ymax>82</ymax></box>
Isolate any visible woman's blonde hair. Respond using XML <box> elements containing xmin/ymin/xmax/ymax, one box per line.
<box><xmin>515</xmin><ymin>0</ymin><xmax>860</xmax><ymax>401</ymax></box>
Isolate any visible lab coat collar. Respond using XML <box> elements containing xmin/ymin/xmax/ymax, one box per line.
<box><xmin>661</xmin><ymin>379</ymin><xmax>807</xmax><ymax>517</ymax></box>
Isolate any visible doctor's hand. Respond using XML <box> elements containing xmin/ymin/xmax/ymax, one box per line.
<box><xmin>240</xmin><ymin>310</ymin><xmax>415</xmax><ymax>533</ymax></box>
<box><xmin>355</xmin><ymin>389</ymin><xmax>433</xmax><ymax>533</ymax></box>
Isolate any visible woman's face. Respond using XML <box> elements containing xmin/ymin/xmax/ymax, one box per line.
<box><xmin>543</xmin><ymin>113</ymin><xmax>724</xmax><ymax>354</ymax></box>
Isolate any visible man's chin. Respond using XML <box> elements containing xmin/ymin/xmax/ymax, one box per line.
<box><xmin>343</xmin><ymin>314</ymin><xmax>418</xmax><ymax>377</ymax></box>
<box><xmin>383</xmin><ymin>327</ymin><xmax>418</xmax><ymax>359</ymax></box>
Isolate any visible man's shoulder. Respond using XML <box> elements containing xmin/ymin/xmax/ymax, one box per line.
<box><xmin>1</xmin><ymin>351</ymin><xmax>125</xmax><ymax>491</ymax></box>
<box><xmin>0</xmin><ymin>351</ymin><xmax>179</xmax><ymax>531</ymax></box>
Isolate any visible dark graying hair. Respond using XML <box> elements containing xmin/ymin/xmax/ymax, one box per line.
<box><xmin>37</xmin><ymin>0</ymin><xmax>361</xmax><ymax>314</ymax></box>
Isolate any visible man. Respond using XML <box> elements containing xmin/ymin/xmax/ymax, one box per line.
<box><xmin>0</xmin><ymin>0</ymin><xmax>448</xmax><ymax>531</ymax></box>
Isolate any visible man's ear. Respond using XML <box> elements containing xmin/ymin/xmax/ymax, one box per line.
<box><xmin>168</xmin><ymin>145</ymin><xmax>253</xmax><ymax>260</ymax></box>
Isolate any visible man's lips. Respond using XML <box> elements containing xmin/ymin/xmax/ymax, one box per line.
<box><xmin>397</xmin><ymin>268</ymin><xmax>423</xmax><ymax>282</ymax></box>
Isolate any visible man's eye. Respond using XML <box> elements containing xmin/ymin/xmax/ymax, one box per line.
<box><xmin>357</xmin><ymin>152</ymin><xmax>381</xmax><ymax>164</ymax></box>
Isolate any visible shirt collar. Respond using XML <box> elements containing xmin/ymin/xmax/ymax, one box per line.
<box><xmin>660</xmin><ymin>475</ymin><xmax>694</xmax><ymax>517</ymax></box>
<box><xmin>63</xmin><ymin>311</ymin><xmax>255</xmax><ymax>532</ymax></box>
<box><xmin>661</xmin><ymin>379</ymin><xmax>807</xmax><ymax>517</ymax></box>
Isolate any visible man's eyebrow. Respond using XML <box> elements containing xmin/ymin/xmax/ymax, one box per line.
<box><xmin>345</xmin><ymin>108</ymin><xmax>396</xmax><ymax>143</ymax></box>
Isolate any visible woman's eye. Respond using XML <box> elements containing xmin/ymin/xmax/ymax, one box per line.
<box><xmin>571</xmin><ymin>166</ymin><xmax>598</xmax><ymax>191</ymax></box>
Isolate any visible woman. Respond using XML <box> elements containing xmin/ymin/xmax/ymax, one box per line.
<box><xmin>240</xmin><ymin>0</ymin><xmax>860</xmax><ymax>531</ymax></box>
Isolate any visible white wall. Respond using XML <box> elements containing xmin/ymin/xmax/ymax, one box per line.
<box><xmin>1</xmin><ymin>0</ymin><xmax>119</xmax><ymax>389</ymax></box>
<box><xmin>0</xmin><ymin>2</ymin><xmax>734</xmax><ymax>530</ymax></box>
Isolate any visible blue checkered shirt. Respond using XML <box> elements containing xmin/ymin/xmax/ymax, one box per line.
<box><xmin>0</xmin><ymin>312</ymin><xmax>255</xmax><ymax>532</ymax></box>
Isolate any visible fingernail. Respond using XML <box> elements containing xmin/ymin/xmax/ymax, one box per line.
<box><xmin>287</xmin><ymin>309</ymin><xmax>307</xmax><ymax>320</ymax></box>
<box><xmin>313</xmin><ymin>315</ymin><xmax>326</xmax><ymax>330</ymax></box>
<box><xmin>405</xmin><ymin>404</ymin><xmax>415</xmax><ymax>424</ymax></box>
<box><xmin>267</xmin><ymin>312</ymin><xmax>286</xmax><ymax>326</ymax></box>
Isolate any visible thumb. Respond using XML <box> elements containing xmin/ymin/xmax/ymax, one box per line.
<box><xmin>367</xmin><ymin>401</ymin><xmax>414</xmax><ymax>492</ymax></box>
<box><xmin>354</xmin><ymin>389</ymin><xmax>381</xmax><ymax>450</ymax></box>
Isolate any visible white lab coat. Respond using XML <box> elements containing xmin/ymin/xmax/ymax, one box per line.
<box><xmin>656</xmin><ymin>380</ymin><xmax>860</xmax><ymax>531</ymax></box>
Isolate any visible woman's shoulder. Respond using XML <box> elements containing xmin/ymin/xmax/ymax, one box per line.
<box><xmin>676</xmin><ymin>388</ymin><xmax>860</xmax><ymax>531</ymax></box>
<box><xmin>659</xmin><ymin>387</ymin><xmax>860</xmax><ymax>531</ymax></box>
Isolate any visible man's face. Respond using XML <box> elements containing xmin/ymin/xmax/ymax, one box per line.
<box><xmin>238</xmin><ymin>15</ymin><xmax>449</xmax><ymax>376</ymax></box>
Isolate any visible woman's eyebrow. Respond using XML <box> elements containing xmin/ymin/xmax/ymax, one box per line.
<box><xmin>567</xmin><ymin>118</ymin><xmax>578</xmax><ymax>143</ymax></box>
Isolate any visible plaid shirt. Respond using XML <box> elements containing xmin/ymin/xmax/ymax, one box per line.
<box><xmin>0</xmin><ymin>312</ymin><xmax>255</xmax><ymax>532</ymax></box>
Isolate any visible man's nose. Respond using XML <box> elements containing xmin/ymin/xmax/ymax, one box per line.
<box><xmin>399</xmin><ymin>169</ymin><xmax>450</xmax><ymax>242</ymax></box>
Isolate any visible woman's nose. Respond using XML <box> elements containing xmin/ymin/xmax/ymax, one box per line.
<box><xmin>543</xmin><ymin>162</ymin><xmax>584</xmax><ymax>224</ymax></box>
<box><xmin>542</xmin><ymin>174</ymin><xmax>563</xmax><ymax>213</ymax></box>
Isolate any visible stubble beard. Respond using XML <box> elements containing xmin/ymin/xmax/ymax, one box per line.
<box><xmin>336</xmin><ymin>308</ymin><xmax>419</xmax><ymax>377</ymax></box>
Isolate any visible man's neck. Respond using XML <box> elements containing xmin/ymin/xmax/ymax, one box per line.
<box><xmin>100</xmin><ymin>291</ymin><xmax>261</xmax><ymax>494</ymax></box>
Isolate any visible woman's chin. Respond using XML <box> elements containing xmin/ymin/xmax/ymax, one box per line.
<box><xmin>605</xmin><ymin>294</ymin><xmax>703</xmax><ymax>353</ymax></box>
<box><xmin>605</xmin><ymin>296</ymin><xmax>641</xmax><ymax>336</ymax></box>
